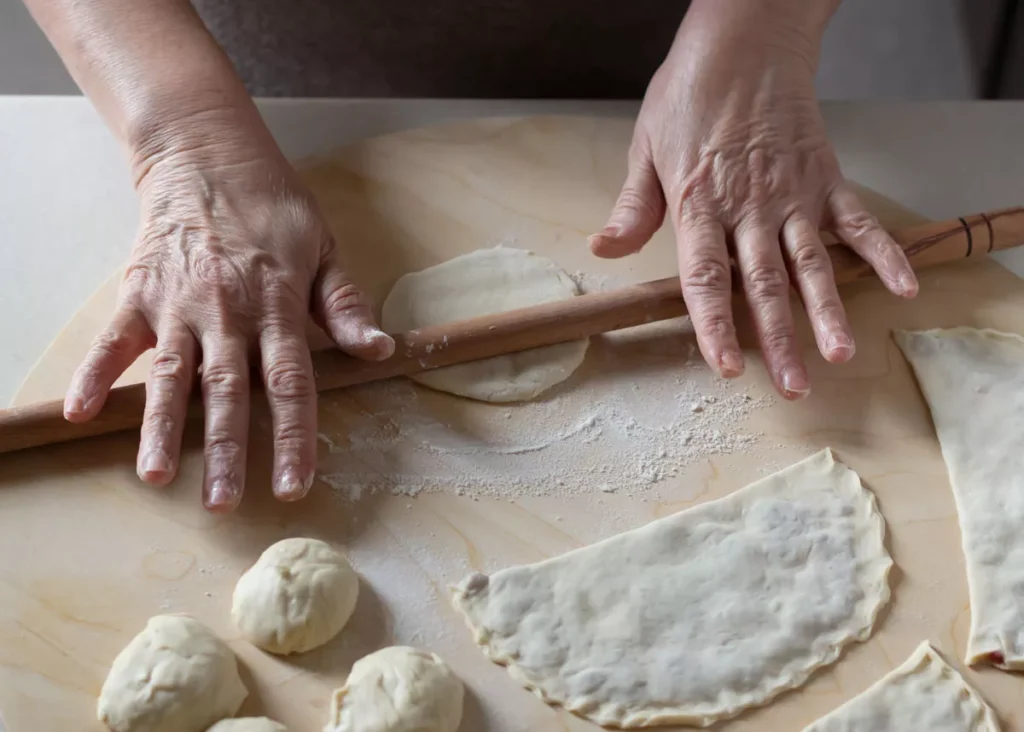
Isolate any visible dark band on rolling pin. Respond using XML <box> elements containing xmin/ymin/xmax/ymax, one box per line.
<box><xmin>959</xmin><ymin>217</ymin><xmax>973</xmax><ymax>256</ymax></box>
<box><xmin>982</xmin><ymin>212</ymin><xmax>995</xmax><ymax>252</ymax></box>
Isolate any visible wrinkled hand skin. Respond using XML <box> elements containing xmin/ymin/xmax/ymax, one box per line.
<box><xmin>63</xmin><ymin>137</ymin><xmax>395</xmax><ymax>512</ymax></box>
<box><xmin>591</xmin><ymin>11</ymin><xmax>918</xmax><ymax>399</ymax></box>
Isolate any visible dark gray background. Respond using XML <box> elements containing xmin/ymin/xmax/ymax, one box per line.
<box><xmin>1</xmin><ymin>0</ymin><xmax>1020</xmax><ymax>98</ymax></box>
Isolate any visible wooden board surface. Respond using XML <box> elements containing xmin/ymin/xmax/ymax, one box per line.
<box><xmin>4</xmin><ymin>116</ymin><xmax>1024</xmax><ymax>731</ymax></box>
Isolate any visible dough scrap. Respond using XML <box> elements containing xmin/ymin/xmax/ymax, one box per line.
<box><xmin>97</xmin><ymin>614</ymin><xmax>247</xmax><ymax>732</ymax></box>
<box><xmin>207</xmin><ymin>718</ymin><xmax>289</xmax><ymax>732</ymax></box>
<box><xmin>802</xmin><ymin>641</ymin><xmax>1000</xmax><ymax>731</ymax></box>
<box><xmin>232</xmin><ymin>537</ymin><xmax>359</xmax><ymax>655</ymax></box>
<box><xmin>896</xmin><ymin>328</ymin><xmax>1024</xmax><ymax>668</ymax></box>
<box><xmin>324</xmin><ymin>646</ymin><xmax>464</xmax><ymax>732</ymax></box>
<box><xmin>452</xmin><ymin>449</ymin><xmax>892</xmax><ymax>728</ymax></box>
<box><xmin>380</xmin><ymin>247</ymin><xmax>588</xmax><ymax>402</ymax></box>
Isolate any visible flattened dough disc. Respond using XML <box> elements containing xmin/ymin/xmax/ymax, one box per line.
<box><xmin>452</xmin><ymin>450</ymin><xmax>892</xmax><ymax>728</ymax></box>
<box><xmin>380</xmin><ymin>247</ymin><xmax>588</xmax><ymax>403</ymax></box>
<box><xmin>897</xmin><ymin>328</ymin><xmax>1024</xmax><ymax>669</ymax></box>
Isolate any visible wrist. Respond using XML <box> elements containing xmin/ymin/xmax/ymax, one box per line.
<box><xmin>126</xmin><ymin>91</ymin><xmax>282</xmax><ymax>190</ymax></box>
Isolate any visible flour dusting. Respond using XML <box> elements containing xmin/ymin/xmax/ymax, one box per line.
<box><xmin>315</xmin><ymin>272</ymin><xmax>771</xmax><ymax>502</ymax></box>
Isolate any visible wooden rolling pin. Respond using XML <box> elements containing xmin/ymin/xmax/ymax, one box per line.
<box><xmin>2</xmin><ymin>207</ymin><xmax>1023</xmax><ymax>455</ymax></box>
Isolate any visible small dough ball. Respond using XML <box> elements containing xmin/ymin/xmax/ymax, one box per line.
<box><xmin>232</xmin><ymin>537</ymin><xmax>359</xmax><ymax>655</ymax></box>
<box><xmin>381</xmin><ymin>247</ymin><xmax>589</xmax><ymax>402</ymax></box>
<box><xmin>97</xmin><ymin>614</ymin><xmax>247</xmax><ymax>732</ymax></box>
<box><xmin>325</xmin><ymin>646</ymin><xmax>464</xmax><ymax>732</ymax></box>
<box><xmin>206</xmin><ymin>718</ymin><xmax>288</xmax><ymax>732</ymax></box>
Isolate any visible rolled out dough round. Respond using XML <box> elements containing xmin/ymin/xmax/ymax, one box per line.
<box><xmin>231</xmin><ymin>537</ymin><xmax>359</xmax><ymax>655</ymax></box>
<box><xmin>206</xmin><ymin>718</ymin><xmax>289</xmax><ymax>732</ymax></box>
<box><xmin>325</xmin><ymin>646</ymin><xmax>464</xmax><ymax>732</ymax></box>
<box><xmin>380</xmin><ymin>247</ymin><xmax>588</xmax><ymax>402</ymax></box>
<box><xmin>97</xmin><ymin>614</ymin><xmax>247</xmax><ymax>732</ymax></box>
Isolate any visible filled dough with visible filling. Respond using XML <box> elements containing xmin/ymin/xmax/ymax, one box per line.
<box><xmin>802</xmin><ymin>641</ymin><xmax>1000</xmax><ymax>731</ymax></box>
<box><xmin>232</xmin><ymin>537</ymin><xmax>359</xmax><ymax>655</ymax></box>
<box><xmin>97</xmin><ymin>614</ymin><xmax>247</xmax><ymax>732</ymax></box>
<box><xmin>896</xmin><ymin>328</ymin><xmax>1024</xmax><ymax>668</ymax></box>
<box><xmin>380</xmin><ymin>248</ymin><xmax>588</xmax><ymax>402</ymax></box>
<box><xmin>324</xmin><ymin>646</ymin><xmax>464</xmax><ymax>732</ymax></box>
<box><xmin>452</xmin><ymin>450</ymin><xmax>892</xmax><ymax>728</ymax></box>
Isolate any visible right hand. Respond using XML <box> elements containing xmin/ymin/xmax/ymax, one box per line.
<box><xmin>63</xmin><ymin>111</ymin><xmax>394</xmax><ymax>512</ymax></box>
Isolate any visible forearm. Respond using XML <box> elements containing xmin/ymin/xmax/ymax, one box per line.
<box><xmin>23</xmin><ymin>0</ymin><xmax>278</xmax><ymax>177</ymax></box>
<box><xmin>680</xmin><ymin>0</ymin><xmax>842</xmax><ymax>66</ymax></box>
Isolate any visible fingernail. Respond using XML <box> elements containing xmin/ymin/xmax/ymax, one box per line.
<box><xmin>206</xmin><ymin>479</ymin><xmax>239</xmax><ymax>510</ymax></box>
<box><xmin>275</xmin><ymin>467</ymin><xmax>313</xmax><ymax>501</ymax></box>
<box><xmin>361</xmin><ymin>326</ymin><xmax>396</xmax><ymax>361</ymax></box>
<box><xmin>781</xmin><ymin>366</ymin><xmax>811</xmax><ymax>398</ymax></box>
<box><xmin>718</xmin><ymin>349</ymin><xmax>745</xmax><ymax>378</ymax></box>
<box><xmin>899</xmin><ymin>272</ymin><xmax>918</xmax><ymax>297</ymax></box>
<box><xmin>64</xmin><ymin>393</ymin><xmax>86</xmax><ymax>416</ymax></box>
<box><xmin>601</xmin><ymin>222</ymin><xmax>624</xmax><ymax>238</ymax></box>
<box><xmin>826</xmin><ymin>334</ymin><xmax>856</xmax><ymax>361</ymax></box>
<box><xmin>140</xmin><ymin>449</ymin><xmax>172</xmax><ymax>477</ymax></box>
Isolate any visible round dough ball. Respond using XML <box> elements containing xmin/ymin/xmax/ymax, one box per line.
<box><xmin>326</xmin><ymin>646</ymin><xmax>464</xmax><ymax>732</ymax></box>
<box><xmin>206</xmin><ymin>718</ymin><xmax>288</xmax><ymax>732</ymax></box>
<box><xmin>381</xmin><ymin>247</ymin><xmax>588</xmax><ymax>402</ymax></box>
<box><xmin>231</xmin><ymin>537</ymin><xmax>359</xmax><ymax>655</ymax></box>
<box><xmin>97</xmin><ymin>614</ymin><xmax>247</xmax><ymax>732</ymax></box>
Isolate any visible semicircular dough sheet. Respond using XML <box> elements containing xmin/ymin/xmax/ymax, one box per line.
<box><xmin>452</xmin><ymin>449</ymin><xmax>892</xmax><ymax>728</ymax></box>
<box><xmin>896</xmin><ymin>328</ymin><xmax>1024</xmax><ymax>669</ymax></box>
<box><xmin>802</xmin><ymin>641</ymin><xmax>1000</xmax><ymax>731</ymax></box>
<box><xmin>380</xmin><ymin>247</ymin><xmax>588</xmax><ymax>402</ymax></box>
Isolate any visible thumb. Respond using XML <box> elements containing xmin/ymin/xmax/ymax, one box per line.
<box><xmin>589</xmin><ymin>138</ymin><xmax>666</xmax><ymax>259</ymax></box>
<box><xmin>313</xmin><ymin>257</ymin><xmax>395</xmax><ymax>361</ymax></box>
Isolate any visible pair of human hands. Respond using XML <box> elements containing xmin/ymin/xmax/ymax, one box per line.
<box><xmin>63</xmin><ymin>20</ymin><xmax>917</xmax><ymax>512</ymax></box>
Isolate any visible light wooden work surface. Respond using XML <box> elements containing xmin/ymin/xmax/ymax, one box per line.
<box><xmin>3</xmin><ymin>117</ymin><xmax>1024</xmax><ymax>730</ymax></box>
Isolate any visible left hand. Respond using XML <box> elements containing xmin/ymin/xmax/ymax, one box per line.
<box><xmin>590</xmin><ymin>3</ymin><xmax>918</xmax><ymax>399</ymax></box>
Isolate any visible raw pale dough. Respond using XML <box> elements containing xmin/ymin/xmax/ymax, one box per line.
<box><xmin>207</xmin><ymin>719</ymin><xmax>288</xmax><ymax>732</ymax></box>
<box><xmin>896</xmin><ymin>328</ymin><xmax>1024</xmax><ymax>668</ymax></box>
<box><xmin>97</xmin><ymin>614</ymin><xmax>247</xmax><ymax>732</ymax></box>
<box><xmin>452</xmin><ymin>449</ymin><xmax>892</xmax><ymax>728</ymax></box>
<box><xmin>802</xmin><ymin>642</ymin><xmax>1001</xmax><ymax>731</ymax></box>
<box><xmin>324</xmin><ymin>646</ymin><xmax>464</xmax><ymax>732</ymax></box>
<box><xmin>232</xmin><ymin>537</ymin><xmax>359</xmax><ymax>655</ymax></box>
<box><xmin>380</xmin><ymin>247</ymin><xmax>588</xmax><ymax>402</ymax></box>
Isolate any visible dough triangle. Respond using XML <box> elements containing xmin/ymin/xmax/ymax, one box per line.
<box><xmin>802</xmin><ymin>641</ymin><xmax>1000</xmax><ymax>731</ymax></box>
<box><xmin>896</xmin><ymin>328</ymin><xmax>1024</xmax><ymax>668</ymax></box>
<box><xmin>452</xmin><ymin>450</ymin><xmax>892</xmax><ymax>728</ymax></box>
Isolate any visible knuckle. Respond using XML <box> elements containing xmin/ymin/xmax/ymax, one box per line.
<box><xmin>835</xmin><ymin>209</ymin><xmax>882</xmax><ymax>240</ymax></box>
<box><xmin>150</xmin><ymin>349</ymin><xmax>190</xmax><ymax>384</ymax></box>
<box><xmin>694</xmin><ymin>311</ymin><xmax>736</xmax><ymax>342</ymax></box>
<box><xmin>264</xmin><ymin>359</ymin><xmax>312</xmax><ymax>400</ymax></box>
<box><xmin>745</xmin><ymin>265</ymin><xmax>790</xmax><ymax>300</ymax></box>
<box><xmin>205</xmin><ymin>433</ymin><xmax>245</xmax><ymax>463</ymax></box>
<box><xmin>274</xmin><ymin>419</ymin><xmax>310</xmax><ymax>452</ymax></box>
<box><xmin>142</xmin><ymin>411</ymin><xmax>177</xmax><ymax>442</ymax></box>
<box><xmin>615</xmin><ymin>185</ymin><xmax>660</xmax><ymax>220</ymax></box>
<box><xmin>791</xmin><ymin>242</ymin><xmax>834</xmax><ymax>279</ymax></box>
<box><xmin>93</xmin><ymin>326</ymin><xmax>138</xmax><ymax>360</ymax></box>
<box><xmin>809</xmin><ymin>298</ymin><xmax>843</xmax><ymax>324</ymax></box>
<box><xmin>201</xmin><ymin>365</ymin><xmax>247</xmax><ymax>402</ymax></box>
<box><xmin>261</xmin><ymin>276</ymin><xmax>307</xmax><ymax>315</ymax></box>
<box><xmin>760</xmin><ymin>324</ymin><xmax>797</xmax><ymax>356</ymax></box>
<box><xmin>683</xmin><ymin>258</ymin><xmax>732</xmax><ymax>293</ymax></box>
<box><xmin>322</xmin><ymin>282</ymin><xmax>369</xmax><ymax>319</ymax></box>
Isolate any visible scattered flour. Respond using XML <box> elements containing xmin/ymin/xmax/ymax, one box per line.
<box><xmin>315</xmin><ymin>275</ymin><xmax>772</xmax><ymax>503</ymax></box>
